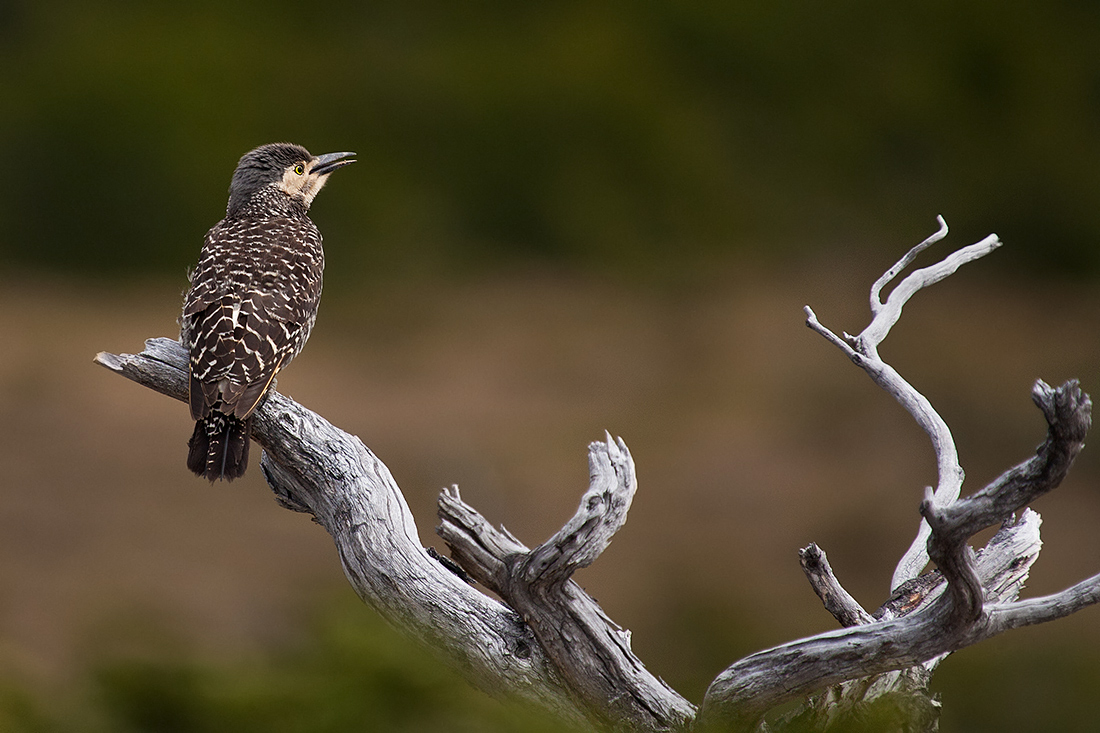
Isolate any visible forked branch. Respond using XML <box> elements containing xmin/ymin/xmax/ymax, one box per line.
<box><xmin>696</xmin><ymin>219</ymin><xmax>1098</xmax><ymax>730</ymax></box>
<box><xmin>96</xmin><ymin>218</ymin><xmax>1100</xmax><ymax>732</ymax></box>
<box><xmin>698</xmin><ymin>378</ymin><xmax>1095</xmax><ymax>729</ymax></box>
<box><xmin>805</xmin><ymin>216</ymin><xmax>1001</xmax><ymax>589</ymax></box>
<box><xmin>438</xmin><ymin>438</ymin><xmax>695</xmax><ymax>730</ymax></box>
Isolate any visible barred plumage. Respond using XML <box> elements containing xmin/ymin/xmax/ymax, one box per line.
<box><xmin>180</xmin><ymin>143</ymin><xmax>354</xmax><ymax>481</ymax></box>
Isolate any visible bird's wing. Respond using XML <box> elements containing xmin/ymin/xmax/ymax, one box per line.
<box><xmin>185</xmin><ymin>292</ymin><xmax>302</xmax><ymax>420</ymax></box>
<box><xmin>183</xmin><ymin>217</ymin><xmax>323</xmax><ymax>421</ymax></box>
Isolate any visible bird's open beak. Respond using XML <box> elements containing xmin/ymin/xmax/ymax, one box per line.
<box><xmin>311</xmin><ymin>151</ymin><xmax>357</xmax><ymax>176</ymax></box>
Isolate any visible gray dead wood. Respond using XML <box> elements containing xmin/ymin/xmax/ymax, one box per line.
<box><xmin>437</xmin><ymin>440</ymin><xmax>696</xmax><ymax>731</ymax></box>
<box><xmin>698</xmin><ymin>220</ymin><xmax>1100</xmax><ymax>730</ymax></box>
<box><xmin>95</xmin><ymin>339</ymin><xmax>692</xmax><ymax>731</ymax></box>
<box><xmin>700</xmin><ymin>379</ymin><xmax>1096</xmax><ymax>729</ymax></box>
<box><xmin>96</xmin><ymin>217</ymin><xmax>1100</xmax><ymax>732</ymax></box>
<box><xmin>95</xmin><ymin>338</ymin><xmax>589</xmax><ymax>727</ymax></box>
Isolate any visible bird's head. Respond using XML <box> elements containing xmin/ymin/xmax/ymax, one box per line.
<box><xmin>227</xmin><ymin>143</ymin><xmax>355</xmax><ymax>217</ymax></box>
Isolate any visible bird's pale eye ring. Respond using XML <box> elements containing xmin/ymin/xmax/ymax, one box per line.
<box><xmin>294</xmin><ymin>164</ymin><xmax>305</xmax><ymax>175</ymax></box>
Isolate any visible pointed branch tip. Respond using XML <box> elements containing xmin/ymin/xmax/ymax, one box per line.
<box><xmin>93</xmin><ymin>351</ymin><xmax>124</xmax><ymax>371</ymax></box>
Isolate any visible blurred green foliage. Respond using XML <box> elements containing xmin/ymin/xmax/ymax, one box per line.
<box><xmin>0</xmin><ymin>596</ymin><xmax>584</xmax><ymax>733</ymax></box>
<box><xmin>3</xmin><ymin>1</ymin><xmax>1100</xmax><ymax>284</ymax></box>
<box><xmin>2</xmin><ymin>594</ymin><xmax>1098</xmax><ymax>732</ymax></box>
<box><xmin>934</xmin><ymin>636</ymin><xmax>1100</xmax><ymax>732</ymax></box>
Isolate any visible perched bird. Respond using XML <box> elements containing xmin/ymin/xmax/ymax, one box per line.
<box><xmin>180</xmin><ymin>143</ymin><xmax>355</xmax><ymax>481</ymax></box>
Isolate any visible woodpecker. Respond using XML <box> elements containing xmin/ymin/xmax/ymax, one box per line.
<box><xmin>180</xmin><ymin>143</ymin><xmax>355</xmax><ymax>481</ymax></box>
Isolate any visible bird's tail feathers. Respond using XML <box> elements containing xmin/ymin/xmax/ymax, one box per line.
<box><xmin>187</xmin><ymin>412</ymin><xmax>252</xmax><ymax>481</ymax></box>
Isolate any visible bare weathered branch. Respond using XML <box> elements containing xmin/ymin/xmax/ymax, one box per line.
<box><xmin>699</xmin><ymin>223</ymin><xmax>1093</xmax><ymax>730</ymax></box>
<box><xmin>97</xmin><ymin>220</ymin><xmax>1099</xmax><ymax>733</ymax></box>
<box><xmin>991</xmin><ymin>571</ymin><xmax>1100</xmax><ymax>631</ymax></box>
<box><xmin>799</xmin><ymin>543</ymin><xmax>875</xmax><ymax>627</ymax></box>
<box><xmin>872</xmin><ymin>509</ymin><xmax>1041</xmax><ymax>625</ymax></box>
<box><xmin>932</xmin><ymin>380</ymin><xmax>1091</xmax><ymax>541</ymax></box>
<box><xmin>704</xmin><ymin>376</ymin><xmax>1091</xmax><ymax>726</ymax></box>
<box><xmin>780</xmin><ymin>511</ymin><xmax>1046</xmax><ymax>732</ymax></box>
<box><xmin>438</xmin><ymin>436</ymin><xmax>696</xmax><ymax>731</ymax></box>
<box><xmin>920</xmin><ymin>379</ymin><xmax>1090</xmax><ymax>625</ymax></box>
<box><xmin>869</xmin><ymin>215</ymin><xmax>949</xmax><ymax>316</ymax></box>
<box><xmin>700</xmin><ymin>379</ymin><xmax>1092</xmax><ymax>729</ymax></box>
<box><xmin>97</xmin><ymin>339</ymin><xmax>693</xmax><ymax>732</ymax></box>
<box><xmin>805</xmin><ymin>220</ymin><xmax>1001</xmax><ymax>590</ymax></box>
<box><xmin>522</xmin><ymin>432</ymin><xmax>637</xmax><ymax>584</ymax></box>
<box><xmin>95</xmin><ymin>338</ymin><xmax>588</xmax><ymax>727</ymax></box>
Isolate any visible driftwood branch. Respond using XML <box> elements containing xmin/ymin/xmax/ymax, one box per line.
<box><xmin>805</xmin><ymin>215</ymin><xmax>1001</xmax><ymax>590</ymax></box>
<box><xmin>96</xmin><ymin>217</ymin><xmax>1100</xmax><ymax>731</ymax></box>
<box><xmin>699</xmin><ymin>378</ymin><xmax>1095</xmax><ymax>729</ymax></box>
<box><xmin>697</xmin><ymin>220</ymin><xmax>1098</xmax><ymax>729</ymax></box>
<box><xmin>95</xmin><ymin>338</ymin><xmax>591</xmax><ymax>727</ymax></box>
<box><xmin>96</xmin><ymin>339</ymin><xmax>693</xmax><ymax>731</ymax></box>
<box><xmin>438</xmin><ymin>437</ymin><xmax>695</xmax><ymax>730</ymax></box>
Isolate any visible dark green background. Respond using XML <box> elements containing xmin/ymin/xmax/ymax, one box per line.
<box><xmin>5</xmin><ymin>0</ymin><xmax>1100</xmax><ymax>283</ymax></box>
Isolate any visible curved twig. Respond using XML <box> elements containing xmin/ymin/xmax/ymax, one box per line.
<box><xmin>805</xmin><ymin>219</ymin><xmax>1001</xmax><ymax>590</ymax></box>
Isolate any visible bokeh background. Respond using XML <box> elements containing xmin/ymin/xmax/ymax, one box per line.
<box><xmin>3</xmin><ymin>2</ymin><xmax>1100</xmax><ymax>730</ymax></box>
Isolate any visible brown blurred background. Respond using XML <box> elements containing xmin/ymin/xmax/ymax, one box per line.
<box><xmin>3</xmin><ymin>2</ymin><xmax>1100</xmax><ymax>730</ymax></box>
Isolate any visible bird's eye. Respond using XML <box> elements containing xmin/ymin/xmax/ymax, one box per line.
<box><xmin>293</xmin><ymin>164</ymin><xmax>305</xmax><ymax>175</ymax></box>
